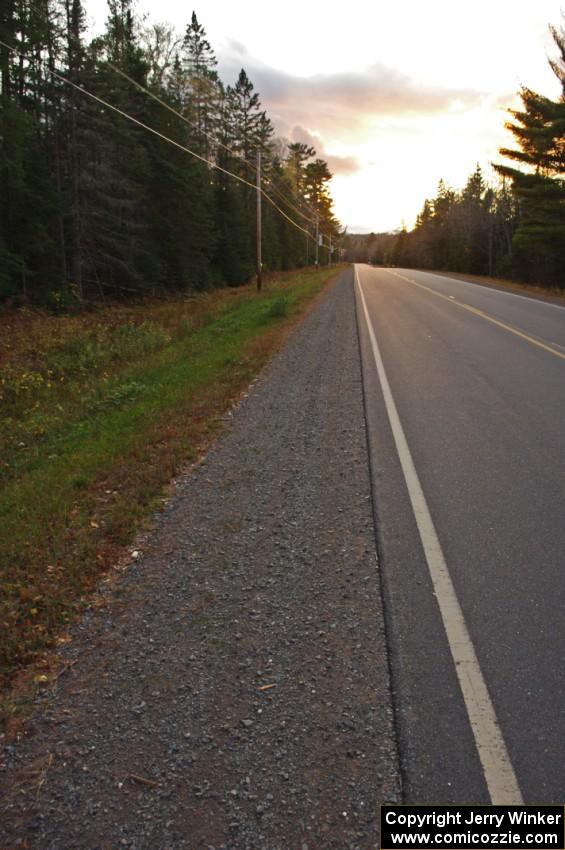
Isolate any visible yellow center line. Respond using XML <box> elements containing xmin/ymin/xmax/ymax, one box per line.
<box><xmin>386</xmin><ymin>269</ymin><xmax>565</xmax><ymax>362</ymax></box>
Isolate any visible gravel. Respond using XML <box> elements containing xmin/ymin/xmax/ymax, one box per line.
<box><xmin>0</xmin><ymin>268</ymin><xmax>400</xmax><ymax>848</ymax></box>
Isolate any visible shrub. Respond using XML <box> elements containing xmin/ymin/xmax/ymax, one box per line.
<box><xmin>266</xmin><ymin>296</ymin><xmax>289</xmax><ymax>319</ymax></box>
<box><xmin>111</xmin><ymin>321</ymin><xmax>170</xmax><ymax>360</ymax></box>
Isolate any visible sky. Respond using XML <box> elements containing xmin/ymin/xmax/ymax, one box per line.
<box><xmin>87</xmin><ymin>0</ymin><xmax>564</xmax><ymax>233</ymax></box>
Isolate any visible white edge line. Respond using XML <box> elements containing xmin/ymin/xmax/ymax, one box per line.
<box><xmin>398</xmin><ymin>267</ymin><xmax>565</xmax><ymax>312</ymax></box>
<box><xmin>354</xmin><ymin>264</ymin><xmax>523</xmax><ymax>805</ymax></box>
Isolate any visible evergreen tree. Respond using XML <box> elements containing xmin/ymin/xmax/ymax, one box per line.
<box><xmin>304</xmin><ymin>157</ymin><xmax>340</xmax><ymax>263</ymax></box>
<box><xmin>0</xmin><ymin>0</ymin><xmax>63</xmax><ymax>300</ymax></box>
<box><xmin>286</xmin><ymin>141</ymin><xmax>315</xmax><ymax>196</ymax></box>
<box><xmin>149</xmin><ymin>46</ymin><xmax>215</xmax><ymax>289</ymax></box>
<box><xmin>410</xmin><ymin>199</ymin><xmax>434</xmax><ymax>268</ymax></box>
<box><xmin>219</xmin><ymin>69</ymin><xmax>275</xmax><ymax>281</ymax></box>
<box><xmin>75</xmin><ymin>3</ymin><xmax>154</xmax><ymax>295</ymax></box>
<box><xmin>459</xmin><ymin>165</ymin><xmax>491</xmax><ymax>274</ymax></box>
<box><xmin>181</xmin><ymin>11</ymin><xmax>219</xmax><ymax>158</ymax></box>
<box><xmin>269</xmin><ymin>156</ymin><xmax>310</xmax><ymax>269</ymax></box>
<box><xmin>0</xmin><ymin>6</ymin><xmax>341</xmax><ymax>302</ymax></box>
<box><xmin>495</xmin><ymin>23</ymin><xmax>565</xmax><ymax>287</ymax></box>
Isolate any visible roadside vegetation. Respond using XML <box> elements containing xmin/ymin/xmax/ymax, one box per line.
<box><xmin>1</xmin><ymin>1</ymin><xmax>345</xmax><ymax>721</ymax></box>
<box><xmin>0</xmin><ymin>266</ymin><xmax>341</xmax><ymax>696</ymax></box>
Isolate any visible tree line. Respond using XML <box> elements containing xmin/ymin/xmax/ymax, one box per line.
<box><xmin>0</xmin><ymin>2</ymin><xmax>340</xmax><ymax>306</ymax></box>
<box><xmin>345</xmin><ymin>23</ymin><xmax>565</xmax><ymax>290</ymax></box>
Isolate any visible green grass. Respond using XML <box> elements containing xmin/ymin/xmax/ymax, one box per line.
<box><xmin>0</xmin><ymin>266</ymin><xmax>342</xmax><ymax>690</ymax></box>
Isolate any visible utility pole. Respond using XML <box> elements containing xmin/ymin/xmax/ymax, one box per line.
<box><xmin>315</xmin><ymin>214</ymin><xmax>319</xmax><ymax>266</ymax></box>
<box><xmin>328</xmin><ymin>235</ymin><xmax>332</xmax><ymax>266</ymax></box>
<box><xmin>256</xmin><ymin>149</ymin><xmax>262</xmax><ymax>292</ymax></box>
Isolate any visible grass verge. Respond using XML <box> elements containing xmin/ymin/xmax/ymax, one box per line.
<box><xmin>0</xmin><ymin>266</ymin><xmax>343</xmax><ymax>708</ymax></box>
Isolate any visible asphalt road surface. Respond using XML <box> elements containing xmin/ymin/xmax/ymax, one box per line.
<box><xmin>354</xmin><ymin>264</ymin><xmax>565</xmax><ymax>805</ymax></box>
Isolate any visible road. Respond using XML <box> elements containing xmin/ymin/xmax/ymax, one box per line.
<box><xmin>354</xmin><ymin>264</ymin><xmax>565</xmax><ymax>805</ymax></box>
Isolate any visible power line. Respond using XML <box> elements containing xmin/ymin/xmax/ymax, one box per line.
<box><xmin>107</xmin><ymin>61</ymin><xmax>319</xmax><ymax>227</ymax></box>
<box><xmin>261</xmin><ymin>176</ymin><xmax>315</xmax><ymax>224</ymax></box>
<box><xmin>0</xmin><ymin>38</ymin><xmax>322</xmax><ymax>242</ymax></box>
<box><xmin>4</xmin><ymin>0</ymin><xmax>328</xmax><ymax>232</ymax></box>
<box><xmin>0</xmin><ymin>40</ymin><xmax>256</xmax><ymax>188</ymax></box>
<box><xmin>108</xmin><ymin>63</ymin><xmax>253</xmax><ymax>172</ymax></box>
<box><xmin>264</xmin><ymin>173</ymin><xmax>319</xmax><ymax>223</ymax></box>
<box><xmin>8</xmin><ymin>0</ymin><xmax>331</xmax><ymax>232</ymax></box>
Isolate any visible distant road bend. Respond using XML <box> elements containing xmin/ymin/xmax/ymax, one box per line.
<box><xmin>354</xmin><ymin>264</ymin><xmax>565</xmax><ymax>804</ymax></box>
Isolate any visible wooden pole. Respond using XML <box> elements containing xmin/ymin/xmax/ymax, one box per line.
<box><xmin>256</xmin><ymin>149</ymin><xmax>262</xmax><ymax>292</ymax></box>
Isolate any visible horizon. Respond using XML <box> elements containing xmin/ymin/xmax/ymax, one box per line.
<box><xmin>85</xmin><ymin>0</ymin><xmax>564</xmax><ymax>233</ymax></box>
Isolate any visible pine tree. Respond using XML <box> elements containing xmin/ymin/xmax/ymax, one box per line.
<box><xmin>270</xmin><ymin>154</ymin><xmax>310</xmax><ymax>269</ymax></box>
<box><xmin>146</xmin><ymin>44</ymin><xmax>216</xmax><ymax>290</ymax></box>
<box><xmin>218</xmin><ymin>69</ymin><xmax>275</xmax><ymax>282</ymax></box>
<box><xmin>303</xmin><ymin>157</ymin><xmax>339</xmax><ymax>263</ymax></box>
<box><xmin>286</xmin><ymin>141</ymin><xmax>315</xmax><ymax>196</ymax></box>
<box><xmin>227</xmin><ymin>69</ymin><xmax>273</xmax><ymax>162</ymax></box>
<box><xmin>0</xmin><ymin>0</ymin><xmax>64</xmax><ymax>300</ymax></box>
<box><xmin>0</xmin><ymin>6</ymin><xmax>341</xmax><ymax>302</ymax></box>
<box><xmin>459</xmin><ymin>164</ymin><xmax>491</xmax><ymax>274</ymax></box>
<box><xmin>59</xmin><ymin>0</ymin><xmax>87</xmax><ymax>297</ymax></box>
<box><xmin>74</xmin><ymin>0</ymin><xmax>158</xmax><ymax>295</ymax></box>
<box><xmin>180</xmin><ymin>11</ymin><xmax>219</xmax><ymax>158</ymax></box>
<box><xmin>495</xmin><ymin>23</ymin><xmax>565</xmax><ymax>286</ymax></box>
<box><xmin>410</xmin><ymin>199</ymin><xmax>434</xmax><ymax>268</ymax></box>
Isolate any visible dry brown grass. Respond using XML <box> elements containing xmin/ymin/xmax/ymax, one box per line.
<box><xmin>0</xmin><ymin>266</ymin><xmax>343</xmax><ymax>728</ymax></box>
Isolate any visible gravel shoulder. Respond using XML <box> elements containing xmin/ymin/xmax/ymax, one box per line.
<box><xmin>0</xmin><ymin>268</ymin><xmax>400</xmax><ymax>849</ymax></box>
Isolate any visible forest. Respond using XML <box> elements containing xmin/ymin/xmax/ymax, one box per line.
<box><xmin>0</xmin><ymin>2</ymin><xmax>341</xmax><ymax>306</ymax></box>
<box><xmin>3</xmin><ymin>5</ymin><xmax>565</xmax><ymax>304</ymax></box>
<box><xmin>345</xmin><ymin>24</ymin><xmax>565</xmax><ymax>291</ymax></box>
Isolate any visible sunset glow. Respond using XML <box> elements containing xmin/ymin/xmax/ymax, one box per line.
<box><xmin>88</xmin><ymin>0</ymin><xmax>564</xmax><ymax>232</ymax></box>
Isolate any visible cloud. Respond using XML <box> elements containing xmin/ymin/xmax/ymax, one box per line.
<box><xmin>216</xmin><ymin>46</ymin><xmax>492</xmax><ymax>230</ymax></box>
<box><xmin>258</xmin><ymin>63</ymin><xmax>479</xmax><ymax>114</ymax></box>
<box><xmin>224</xmin><ymin>37</ymin><xmax>248</xmax><ymax>57</ymax></box>
<box><xmin>286</xmin><ymin>125</ymin><xmax>360</xmax><ymax>175</ymax></box>
<box><xmin>289</xmin><ymin>125</ymin><xmax>320</xmax><ymax>148</ymax></box>
<box><xmin>218</xmin><ymin>50</ymin><xmax>485</xmax><ymax>140</ymax></box>
<box><xmin>323</xmin><ymin>153</ymin><xmax>360</xmax><ymax>175</ymax></box>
